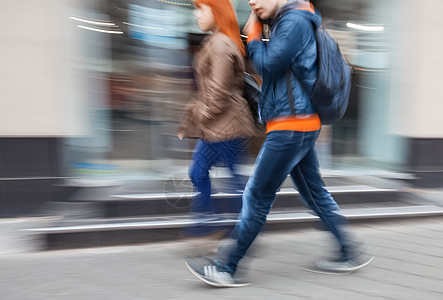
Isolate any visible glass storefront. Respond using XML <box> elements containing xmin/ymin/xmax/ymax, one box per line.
<box><xmin>64</xmin><ymin>0</ymin><xmax>407</xmax><ymax>182</ymax></box>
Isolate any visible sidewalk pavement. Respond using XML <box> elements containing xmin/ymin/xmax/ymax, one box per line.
<box><xmin>1</xmin><ymin>217</ymin><xmax>442</xmax><ymax>299</ymax></box>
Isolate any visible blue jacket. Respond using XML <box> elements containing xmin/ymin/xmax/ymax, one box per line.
<box><xmin>247</xmin><ymin>1</ymin><xmax>322</xmax><ymax>124</ymax></box>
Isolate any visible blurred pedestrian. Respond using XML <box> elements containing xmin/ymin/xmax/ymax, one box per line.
<box><xmin>185</xmin><ymin>0</ymin><xmax>373</xmax><ymax>287</ymax></box>
<box><xmin>177</xmin><ymin>0</ymin><xmax>257</xmax><ymax>241</ymax></box>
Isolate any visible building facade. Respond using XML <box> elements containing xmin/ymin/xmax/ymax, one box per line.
<box><xmin>1</xmin><ymin>0</ymin><xmax>443</xmax><ymax>217</ymax></box>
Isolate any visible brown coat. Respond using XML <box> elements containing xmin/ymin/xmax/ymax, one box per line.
<box><xmin>177</xmin><ymin>32</ymin><xmax>257</xmax><ymax>142</ymax></box>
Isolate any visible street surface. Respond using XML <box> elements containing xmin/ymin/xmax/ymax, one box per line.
<box><xmin>1</xmin><ymin>218</ymin><xmax>443</xmax><ymax>299</ymax></box>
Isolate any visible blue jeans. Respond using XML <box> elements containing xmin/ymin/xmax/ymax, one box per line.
<box><xmin>217</xmin><ymin>130</ymin><xmax>357</xmax><ymax>274</ymax></box>
<box><xmin>184</xmin><ymin>139</ymin><xmax>246</xmax><ymax>236</ymax></box>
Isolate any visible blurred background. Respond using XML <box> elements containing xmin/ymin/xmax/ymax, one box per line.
<box><xmin>1</xmin><ymin>0</ymin><xmax>443</xmax><ymax>217</ymax></box>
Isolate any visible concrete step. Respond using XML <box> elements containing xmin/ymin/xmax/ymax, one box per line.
<box><xmin>25</xmin><ymin>203</ymin><xmax>443</xmax><ymax>250</ymax></box>
<box><xmin>58</xmin><ymin>185</ymin><xmax>399</xmax><ymax>218</ymax></box>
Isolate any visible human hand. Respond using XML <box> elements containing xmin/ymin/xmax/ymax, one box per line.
<box><xmin>243</xmin><ymin>12</ymin><xmax>262</xmax><ymax>43</ymax></box>
<box><xmin>243</xmin><ymin>12</ymin><xmax>257</xmax><ymax>35</ymax></box>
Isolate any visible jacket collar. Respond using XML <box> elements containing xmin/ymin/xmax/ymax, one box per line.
<box><xmin>271</xmin><ymin>0</ymin><xmax>315</xmax><ymax>26</ymax></box>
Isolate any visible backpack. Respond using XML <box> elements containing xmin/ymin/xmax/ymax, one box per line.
<box><xmin>310</xmin><ymin>26</ymin><xmax>352</xmax><ymax>125</ymax></box>
<box><xmin>284</xmin><ymin>12</ymin><xmax>351</xmax><ymax>125</ymax></box>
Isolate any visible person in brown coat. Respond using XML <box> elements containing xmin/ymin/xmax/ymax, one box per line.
<box><xmin>177</xmin><ymin>0</ymin><xmax>256</xmax><ymax>238</ymax></box>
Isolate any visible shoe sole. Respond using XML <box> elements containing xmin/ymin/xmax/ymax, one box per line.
<box><xmin>311</xmin><ymin>256</ymin><xmax>375</xmax><ymax>274</ymax></box>
<box><xmin>184</xmin><ymin>261</ymin><xmax>250</xmax><ymax>288</ymax></box>
<box><xmin>341</xmin><ymin>256</ymin><xmax>375</xmax><ymax>272</ymax></box>
<box><xmin>303</xmin><ymin>266</ymin><xmax>353</xmax><ymax>275</ymax></box>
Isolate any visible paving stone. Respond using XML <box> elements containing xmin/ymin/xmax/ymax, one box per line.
<box><xmin>1</xmin><ymin>218</ymin><xmax>443</xmax><ymax>299</ymax></box>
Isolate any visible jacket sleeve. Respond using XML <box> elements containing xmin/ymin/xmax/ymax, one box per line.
<box><xmin>247</xmin><ymin>13</ymin><xmax>313</xmax><ymax>77</ymax></box>
<box><xmin>200</xmin><ymin>40</ymin><xmax>237</xmax><ymax>120</ymax></box>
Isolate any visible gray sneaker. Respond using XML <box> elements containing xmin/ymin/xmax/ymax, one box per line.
<box><xmin>185</xmin><ymin>257</ymin><xmax>250</xmax><ymax>288</ymax></box>
<box><xmin>316</xmin><ymin>255</ymin><xmax>375</xmax><ymax>273</ymax></box>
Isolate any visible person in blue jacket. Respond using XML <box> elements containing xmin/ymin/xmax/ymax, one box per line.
<box><xmin>185</xmin><ymin>0</ymin><xmax>374</xmax><ymax>287</ymax></box>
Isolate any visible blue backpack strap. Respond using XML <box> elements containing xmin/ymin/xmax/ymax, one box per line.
<box><xmin>285</xmin><ymin>70</ymin><xmax>295</xmax><ymax>115</ymax></box>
